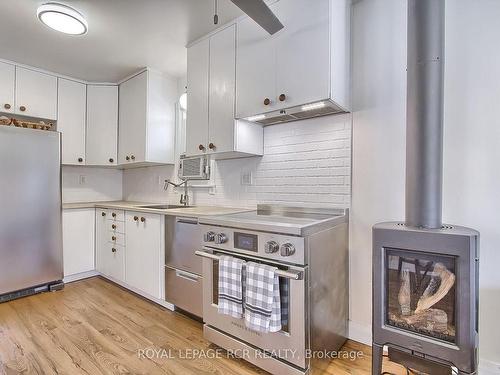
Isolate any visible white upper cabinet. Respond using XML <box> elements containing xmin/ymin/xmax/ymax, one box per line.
<box><xmin>57</xmin><ymin>78</ymin><xmax>87</xmax><ymax>165</ymax></box>
<box><xmin>235</xmin><ymin>0</ymin><xmax>351</xmax><ymax>119</ymax></box>
<box><xmin>236</xmin><ymin>15</ymin><xmax>277</xmax><ymax>119</ymax></box>
<box><xmin>86</xmin><ymin>85</ymin><xmax>118</xmax><ymax>166</ymax></box>
<box><xmin>186</xmin><ymin>38</ymin><xmax>210</xmax><ymax>156</ymax></box>
<box><xmin>273</xmin><ymin>0</ymin><xmax>330</xmax><ymax>109</ymax></box>
<box><xmin>186</xmin><ymin>25</ymin><xmax>263</xmax><ymax>159</ymax></box>
<box><xmin>15</xmin><ymin>67</ymin><xmax>57</xmax><ymax>120</ymax></box>
<box><xmin>208</xmin><ymin>24</ymin><xmax>237</xmax><ymax>154</ymax></box>
<box><xmin>119</xmin><ymin>70</ymin><xmax>176</xmax><ymax>166</ymax></box>
<box><xmin>0</xmin><ymin>62</ymin><xmax>15</xmax><ymax>114</ymax></box>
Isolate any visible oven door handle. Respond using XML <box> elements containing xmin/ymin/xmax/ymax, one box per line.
<box><xmin>195</xmin><ymin>250</ymin><xmax>303</xmax><ymax>280</ymax></box>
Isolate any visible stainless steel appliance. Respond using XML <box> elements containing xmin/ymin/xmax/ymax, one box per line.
<box><xmin>372</xmin><ymin>1</ymin><xmax>479</xmax><ymax>374</ymax></box>
<box><xmin>196</xmin><ymin>205</ymin><xmax>349</xmax><ymax>375</ymax></box>
<box><xmin>0</xmin><ymin>126</ymin><xmax>63</xmax><ymax>302</ymax></box>
<box><xmin>165</xmin><ymin>216</ymin><xmax>203</xmax><ymax>317</ymax></box>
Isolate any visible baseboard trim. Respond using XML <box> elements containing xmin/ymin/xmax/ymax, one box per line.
<box><xmin>98</xmin><ymin>273</ymin><xmax>175</xmax><ymax>311</ymax></box>
<box><xmin>63</xmin><ymin>270</ymin><xmax>99</xmax><ymax>284</ymax></box>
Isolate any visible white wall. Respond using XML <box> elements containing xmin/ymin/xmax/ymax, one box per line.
<box><xmin>62</xmin><ymin>166</ymin><xmax>122</xmax><ymax>203</ymax></box>
<box><xmin>123</xmin><ymin>113</ymin><xmax>352</xmax><ymax>208</ymax></box>
<box><xmin>351</xmin><ymin>0</ymin><xmax>500</xmax><ymax>370</ymax></box>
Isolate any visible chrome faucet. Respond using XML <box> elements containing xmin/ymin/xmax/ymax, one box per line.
<box><xmin>164</xmin><ymin>179</ymin><xmax>190</xmax><ymax>206</ymax></box>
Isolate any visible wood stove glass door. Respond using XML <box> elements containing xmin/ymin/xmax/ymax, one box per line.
<box><xmin>385</xmin><ymin>248</ymin><xmax>457</xmax><ymax>343</ymax></box>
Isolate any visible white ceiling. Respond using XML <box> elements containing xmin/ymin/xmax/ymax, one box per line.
<box><xmin>0</xmin><ymin>0</ymin><xmax>244</xmax><ymax>82</ymax></box>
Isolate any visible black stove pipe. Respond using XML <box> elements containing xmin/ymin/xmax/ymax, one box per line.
<box><xmin>405</xmin><ymin>0</ymin><xmax>445</xmax><ymax>229</ymax></box>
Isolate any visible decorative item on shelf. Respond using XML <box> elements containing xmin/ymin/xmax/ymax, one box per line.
<box><xmin>0</xmin><ymin>117</ymin><xmax>53</xmax><ymax>131</ymax></box>
<box><xmin>0</xmin><ymin>116</ymin><xmax>12</xmax><ymax>126</ymax></box>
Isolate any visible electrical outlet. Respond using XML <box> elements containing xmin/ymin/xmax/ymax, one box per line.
<box><xmin>241</xmin><ymin>171</ymin><xmax>253</xmax><ymax>186</ymax></box>
<box><xmin>79</xmin><ymin>175</ymin><xmax>86</xmax><ymax>185</ymax></box>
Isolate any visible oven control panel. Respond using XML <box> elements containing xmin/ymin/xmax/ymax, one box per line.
<box><xmin>201</xmin><ymin>225</ymin><xmax>305</xmax><ymax>265</ymax></box>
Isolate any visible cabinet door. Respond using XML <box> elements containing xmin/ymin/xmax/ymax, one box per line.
<box><xmin>186</xmin><ymin>38</ymin><xmax>209</xmax><ymax>156</ymax></box>
<box><xmin>209</xmin><ymin>25</ymin><xmax>236</xmax><ymax>154</ymax></box>
<box><xmin>0</xmin><ymin>62</ymin><xmax>15</xmax><ymax>114</ymax></box>
<box><xmin>58</xmin><ymin>78</ymin><xmax>87</xmax><ymax>165</ymax></box>
<box><xmin>274</xmin><ymin>0</ymin><xmax>330</xmax><ymax>109</ymax></box>
<box><xmin>236</xmin><ymin>13</ymin><xmax>276</xmax><ymax>119</ymax></box>
<box><xmin>15</xmin><ymin>67</ymin><xmax>57</xmax><ymax>120</ymax></box>
<box><xmin>86</xmin><ymin>85</ymin><xmax>118</xmax><ymax>166</ymax></box>
<box><xmin>125</xmin><ymin>212</ymin><xmax>162</xmax><ymax>299</ymax></box>
<box><xmin>119</xmin><ymin>72</ymin><xmax>147</xmax><ymax>164</ymax></box>
<box><xmin>62</xmin><ymin>209</ymin><xmax>95</xmax><ymax>277</ymax></box>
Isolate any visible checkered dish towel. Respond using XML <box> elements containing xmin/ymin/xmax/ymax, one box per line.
<box><xmin>244</xmin><ymin>262</ymin><xmax>282</xmax><ymax>333</ymax></box>
<box><xmin>218</xmin><ymin>255</ymin><xmax>245</xmax><ymax>318</ymax></box>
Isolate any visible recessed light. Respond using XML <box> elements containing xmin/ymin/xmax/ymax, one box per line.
<box><xmin>37</xmin><ymin>3</ymin><xmax>88</xmax><ymax>35</ymax></box>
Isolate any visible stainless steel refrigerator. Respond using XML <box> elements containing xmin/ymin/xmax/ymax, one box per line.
<box><xmin>0</xmin><ymin>126</ymin><xmax>63</xmax><ymax>302</ymax></box>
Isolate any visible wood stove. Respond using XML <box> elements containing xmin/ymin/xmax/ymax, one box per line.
<box><xmin>372</xmin><ymin>223</ymin><xmax>479</xmax><ymax>374</ymax></box>
<box><xmin>372</xmin><ymin>0</ymin><xmax>480</xmax><ymax>374</ymax></box>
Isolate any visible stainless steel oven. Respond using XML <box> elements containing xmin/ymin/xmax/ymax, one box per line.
<box><xmin>198</xmin><ymin>246</ymin><xmax>308</xmax><ymax>369</ymax></box>
<box><xmin>197</xmin><ymin>206</ymin><xmax>349</xmax><ymax>375</ymax></box>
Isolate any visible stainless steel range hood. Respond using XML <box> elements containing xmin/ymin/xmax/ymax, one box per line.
<box><xmin>242</xmin><ymin>99</ymin><xmax>347</xmax><ymax>126</ymax></box>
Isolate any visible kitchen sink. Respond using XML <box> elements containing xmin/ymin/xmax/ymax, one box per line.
<box><xmin>138</xmin><ymin>204</ymin><xmax>195</xmax><ymax>209</ymax></box>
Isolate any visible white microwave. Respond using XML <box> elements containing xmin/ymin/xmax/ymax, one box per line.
<box><xmin>178</xmin><ymin>155</ymin><xmax>210</xmax><ymax>180</ymax></box>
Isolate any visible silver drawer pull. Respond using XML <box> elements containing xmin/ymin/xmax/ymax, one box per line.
<box><xmin>195</xmin><ymin>250</ymin><xmax>302</xmax><ymax>280</ymax></box>
<box><xmin>175</xmin><ymin>269</ymin><xmax>200</xmax><ymax>282</ymax></box>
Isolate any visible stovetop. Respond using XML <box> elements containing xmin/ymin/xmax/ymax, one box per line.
<box><xmin>199</xmin><ymin>205</ymin><xmax>348</xmax><ymax>236</ymax></box>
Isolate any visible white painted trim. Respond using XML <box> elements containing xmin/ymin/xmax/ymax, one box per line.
<box><xmin>0</xmin><ymin>56</ymin><xmax>138</xmax><ymax>86</ymax></box>
<box><xmin>348</xmin><ymin>320</ymin><xmax>371</xmax><ymax>346</ymax></box>
<box><xmin>63</xmin><ymin>270</ymin><xmax>99</xmax><ymax>283</ymax></box>
<box><xmin>98</xmin><ymin>273</ymin><xmax>175</xmax><ymax>311</ymax></box>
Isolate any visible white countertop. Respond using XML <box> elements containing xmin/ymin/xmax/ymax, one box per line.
<box><xmin>62</xmin><ymin>201</ymin><xmax>252</xmax><ymax>218</ymax></box>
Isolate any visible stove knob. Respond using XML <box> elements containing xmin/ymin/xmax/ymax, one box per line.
<box><xmin>215</xmin><ymin>233</ymin><xmax>228</xmax><ymax>244</ymax></box>
<box><xmin>204</xmin><ymin>231</ymin><xmax>216</xmax><ymax>242</ymax></box>
<box><xmin>280</xmin><ymin>243</ymin><xmax>296</xmax><ymax>257</ymax></box>
<box><xmin>265</xmin><ymin>241</ymin><xmax>279</xmax><ymax>254</ymax></box>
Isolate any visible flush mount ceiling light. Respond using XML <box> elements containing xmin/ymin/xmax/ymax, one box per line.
<box><xmin>37</xmin><ymin>3</ymin><xmax>88</xmax><ymax>35</ymax></box>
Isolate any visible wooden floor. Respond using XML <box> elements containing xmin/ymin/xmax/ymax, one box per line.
<box><xmin>0</xmin><ymin>277</ymin><xmax>407</xmax><ymax>374</ymax></box>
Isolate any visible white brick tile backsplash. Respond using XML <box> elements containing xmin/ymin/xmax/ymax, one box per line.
<box><xmin>123</xmin><ymin>113</ymin><xmax>352</xmax><ymax>209</ymax></box>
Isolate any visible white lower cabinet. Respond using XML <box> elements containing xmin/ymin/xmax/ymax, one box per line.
<box><xmin>62</xmin><ymin>208</ymin><xmax>95</xmax><ymax>278</ymax></box>
<box><xmin>125</xmin><ymin>212</ymin><xmax>164</xmax><ymax>299</ymax></box>
<box><xmin>95</xmin><ymin>209</ymin><xmax>164</xmax><ymax>300</ymax></box>
<box><xmin>95</xmin><ymin>209</ymin><xmax>125</xmax><ymax>281</ymax></box>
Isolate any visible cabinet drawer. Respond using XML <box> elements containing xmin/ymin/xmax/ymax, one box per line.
<box><xmin>108</xmin><ymin>232</ymin><xmax>125</xmax><ymax>246</ymax></box>
<box><xmin>107</xmin><ymin>209</ymin><xmax>125</xmax><ymax>222</ymax></box>
<box><xmin>108</xmin><ymin>220</ymin><xmax>125</xmax><ymax>234</ymax></box>
<box><xmin>165</xmin><ymin>266</ymin><xmax>203</xmax><ymax>317</ymax></box>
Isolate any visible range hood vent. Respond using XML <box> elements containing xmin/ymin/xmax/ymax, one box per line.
<box><xmin>242</xmin><ymin>99</ymin><xmax>346</xmax><ymax>126</ymax></box>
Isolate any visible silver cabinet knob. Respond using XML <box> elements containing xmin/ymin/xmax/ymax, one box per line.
<box><xmin>280</xmin><ymin>243</ymin><xmax>296</xmax><ymax>257</ymax></box>
<box><xmin>215</xmin><ymin>233</ymin><xmax>228</xmax><ymax>244</ymax></box>
<box><xmin>265</xmin><ymin>241</ymin><xmax>279</xmax><ymax>254</ymax></box>
<box><xmin>204</xmin><ymin>231</ymin><xmax>216</xmax><ymax>242</ymax></box>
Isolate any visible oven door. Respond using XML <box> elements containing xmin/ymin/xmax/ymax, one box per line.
<box><xmin>198</xmin><ymin>247</ymin><xmax>308</xmax><ymax>369</ymax></box>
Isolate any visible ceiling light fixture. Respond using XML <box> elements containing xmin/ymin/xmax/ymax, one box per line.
<box><xmin>37</xmin><ymin>3</ymin><xmax>88</xmax><ymax>35</ymax></box>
